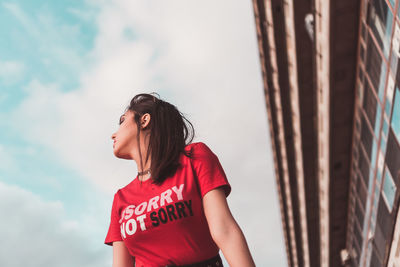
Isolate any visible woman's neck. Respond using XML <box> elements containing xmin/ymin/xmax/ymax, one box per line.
<box><xmin>136</xmin><ymin>133</ymin><xmax>151</xmax><ymax>181</ymax></box>
<box><xmin>138</xmin><ymin>172</ymin><xmax>151</xmax><ymax>182</ymax></box>
<box><xmin>136</xmin><ymin>157</ymin><xmax>151</xmax><ymax>181</ymax></box>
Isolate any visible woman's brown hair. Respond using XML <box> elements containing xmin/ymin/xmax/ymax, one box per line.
<box><xmin>125</xmin><ymin>93</ymin><xmax>195</xmax><ymax>184</ymax></box>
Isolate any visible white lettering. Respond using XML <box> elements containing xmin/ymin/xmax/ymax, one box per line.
<box><xmin>135</xmin><ymin>202</ymin><xmax>147</xmax><ymax>215</ymax></box>
<box><xmin>172</xmin><ymin>184</ymin><xmax>184</xmax><ymax>200</ymax></box>
<box><xmin>120</xmin><ymin>222</ymin><xmax>126</xmax><ymax>238</ymax></box>
<box><xmin>136</xmin><ymin>215</ymin><xmax>147</xmax><ymax>231</ymax></box>
<box><xmin>124</xmin><ymin>205</ymin><xmax>135</xmax><ymax>220</ymax></box>
<box><xmin>147</xmin><ymin>196</ymin><xmax>159</xmax><ymax>212</ymax></box>
<box><xmin>118</xmin><ymin>184</ymin><xmax>186</xmax><ymax>232</ymax></box>
<box><xmin>125</xmin><ymin>219</ymin><xmax>137</xmax><ymax>235</ymax></box>
<box><xmin>160</xmin><ymin>189</ymin><xmax>173</xmax><ymax>207</ymax></box>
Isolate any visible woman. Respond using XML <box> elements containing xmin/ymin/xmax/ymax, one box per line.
<box><xmin>105</xmin><ymin>93</ymin><xmax>255</xmax><ymax>267</ymax></box>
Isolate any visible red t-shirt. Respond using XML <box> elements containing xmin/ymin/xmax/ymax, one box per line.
<box><xmin>104</xmin><ymin>142</ymin><xmax>231</xmax><ymax>266</ymax></box>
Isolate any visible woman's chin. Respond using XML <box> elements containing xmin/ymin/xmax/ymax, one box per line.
<box><xmin>113</xmin><ymin>149</ymin><xmax>132</xmax><ymax>160</ymax></box>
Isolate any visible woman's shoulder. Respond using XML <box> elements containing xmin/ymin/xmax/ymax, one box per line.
<box><xmin>114</xmin><ymin>177</ymin><xmax>139</xmax><ymax>196</ymax></box>
<box><xmin>184</xmin><ymin>142</ymin><xmax>219</xmax><ymax>160</ymax></box>
<box><xmin>185</xmin><ymin>142</ymin><xmax>213</xmax><ymax>154</ymax></box>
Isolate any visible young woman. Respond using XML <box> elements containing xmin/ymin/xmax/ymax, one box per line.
<box><xmin>105</xmin><ymin>93</ymin><xmax>255</xmax><ymax>267</ymax></box>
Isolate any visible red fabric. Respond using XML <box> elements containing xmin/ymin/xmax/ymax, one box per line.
<box><xmin>104</xmin><ymin>142</ymin><xmax>231</xmax><ymax>267</ymax></box>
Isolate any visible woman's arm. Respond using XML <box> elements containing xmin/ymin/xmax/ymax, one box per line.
<box><xmin>112</xmin><ymin>241</ymin><xmax>135</xmax><ymax>267</ymax></box>
<box><xmin>203</xmin><ymin>188</ymin><xmax>256</xmax><ymax>267</ymax></box>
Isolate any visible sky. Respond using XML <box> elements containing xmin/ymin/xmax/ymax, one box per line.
<box><xmin>0</xmin><ymin>0</ymin><xmax>286</xmax><ymax>266</ymax></box>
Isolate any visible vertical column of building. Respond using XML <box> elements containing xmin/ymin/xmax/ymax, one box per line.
<box><xmin>263</xmin><ymin>1</ymin><xmax>299</xmax><ymax>265</ymax></box>
<box><xmin>252</xmin><ymin>0</ymin><xmax>301</xmax><ymax>266</ymax></box>
<box><xmin>281</xmin><ymin>1</ymin><xmax>310</xmax><ymax>266</ymax></box>
<box><xmin>252</xmin><ymin>1</ymin><xmax>293</xmax><ymax>266</ymax></box>
<box><xmin>315</xmin><ymin>0</ymin><xmax>331</xmax><ymax>267</ymax></box>
<box><xmin>345</xmin><ymin>0</ymin><xmax>365</xmax><ymax>264</ymax></box>
<box><xmin>252</xmin><ymin>1</ymin><xmax>296</xmax><ymax>266</ymax></box>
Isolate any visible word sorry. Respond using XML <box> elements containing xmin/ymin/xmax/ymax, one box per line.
<box><xmin>119</xmin><ymin>184</ymin><xmax>194</xmax><ymax>238</ymax></box>
<box><xmin>119</xmin><ymin>184</ymin><xmax>185</xmax><ymax>223</ymax></box>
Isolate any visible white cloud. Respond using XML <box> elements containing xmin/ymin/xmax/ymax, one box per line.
<box><xmin>67</xmin><ymin>7</ymin><xmax>97</xmax><ymax>22</ymax></box>
<box><xmin>0</xmin><ymin>60</ymin><xmax>25</xmax><ymax>84</ymax></box>
<box><xmin>8</xmin><ymin>0</ymin><xmax>286</xmax><ymax>265</ymax></box>
<box><xmin>0</xmin><ymin>144</ymin><xmax>17</xmax><ymax>171</ymax></box>
<box><xmin>0</xmin><ymin>181</ymin><xmax>111</xmax><ymax>267</ymax></box>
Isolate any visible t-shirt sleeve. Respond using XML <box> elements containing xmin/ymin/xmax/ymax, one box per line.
<box><xmin>191</xmin><ymin>142</ymin><xmax>231</xmax><ymax>198</ymax></box>
<box><xmin>104</xmin><ymin>191</ymin><xmax>123</xmax><ymax>246</ymax></box>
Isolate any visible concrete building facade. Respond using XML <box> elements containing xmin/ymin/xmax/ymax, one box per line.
<box><xmin>252</xmin><ymin>0</ymin><xmax>400</xmax><ymax>266</ymax></box>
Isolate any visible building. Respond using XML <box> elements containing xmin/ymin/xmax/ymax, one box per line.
<box><xmin>252</xmin><ymin>0</ymin><xmax>400</xmax><ymax>266</ymax></box>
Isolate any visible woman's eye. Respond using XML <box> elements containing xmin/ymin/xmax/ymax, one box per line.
<box><xmin>119</xmin><ymin>115</ymin><xmax>126</xmax><ymax>125</ymax></box>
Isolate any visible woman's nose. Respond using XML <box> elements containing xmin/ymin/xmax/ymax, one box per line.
<box><xmin>111</xmin><ymin>132</ymin><xmax>116</xmax><ymax>140</ymax></box>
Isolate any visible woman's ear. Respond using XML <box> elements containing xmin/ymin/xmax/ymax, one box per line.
<box><xmin>141</xmin><ymin>113</ymin><xmax>151</xmax><ymax>129</ymax></box>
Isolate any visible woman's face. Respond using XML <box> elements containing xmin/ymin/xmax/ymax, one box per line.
<box><xmin>111</xmin><ymin>110</ymin><xmax>139</xmax><ymax>160</ymax></box>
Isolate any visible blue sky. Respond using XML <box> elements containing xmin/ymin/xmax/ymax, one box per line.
<box><xmin>0</xmin><ymin>0</ymin><xmax>103</xmax><ymax>217</ymax></box>
<box><xmin>0</xmin><ymin>1</ymin><xmax>286</xmax><ymax>266</ymax></box>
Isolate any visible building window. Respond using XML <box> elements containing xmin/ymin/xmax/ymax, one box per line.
<box><xmin>357</xmin><ymin>172</ymin><xmax>368</xmax><ymax>205</ymax></box>
<box><xmin>380</xmin><ymin>136</ymin><xmax>387</xmax><ymax>155</ymax></box>
<box><xmin>391</xmin><ymin>23</ymin><xmax>400</xmax><ymax>73</ymax></box>
<box><xmin>370</xmin><ymin>247</ymin><xmax>382</xmax><ymax>267</ymax></box>
<box><xmin>374</xmin><ymin>106</ymin><xmax>382</xmax><ymax>138</ymax></box>
<box><xmin>368</xmin><ymin>0</ymin><xmax>393</xmax><ymax>58</ymax></box>
<box><xmin>366</xmin><ymin>31</ymin><xmax>385</xmax><ymax>92</ymax></box>
<box><xmin>352</xmin><ymin>244</ymin><xmax>360</xmax><ymax>267</ymax></box>
<box><xmin>383</xmin><ymin>116</ymin><xmax>389</xmax><ymax>137</ymax></box>
<box><xmin>397</xmin><ymin>54</ymin><xmax>400</xmax><ymax>84</ymax></box>
<box><xmin>377</xmin><ymin>163</ymin><xmax>384</xmax><ymax>185</ymax></box>
<box><xmin>361</xmin><ymin>113</ymin><xmax>374</xmax><ymax>159</ymax></box>
<box><xmin>363</xmin><ymin>81</ymin><xmax>378</xmax><ymax>128</ymax></box>
<box><xmin>354</xmin><ymin>222</ymin><xmax>363</xmax><ymax>252</ymax></box>
<box><xmin>371</xmin><ymin>140</ymin><xmax>378</xmax><ymax>172</ymax></box>
<box><xmin>372</xmin><ymin>226</ymin><xmax>386</xmax><ymax>264</ymax></box>
<box><xmin>385</xmin><ymin>97</ymin><xmax>392</xmax><ymax>117</ymax></box>
<box><xmin>356</xmin><ymin>198</ymin><xmax>365</xmax><ymax>227</ymax></box>
<box><xmin>382</xmin><ymin>167</ymin><xmax>396</xmax><ymax>212</ymax></box>
<box><xmin>386</xmin><ymin>130</ymin><xmax>400</xmax><ymax>186</ymax></box>
<box><xmin>378</xmin><ymin>63</ymin><xmax>388</xmax><ymax>102</ymax></box>
<box><xmin>389</xmin><ymin>0</ymin><xmax>395</xmax><ymax>9</ymax></box>
<box><xmin>392</xmin><ymin>88</ymin><xmax>400</xmax><ymax>143</ymax></box>
<box><xmin>398</xmin><ymin>0</ymin><xmax>400</xmax><ymax>18</ymax></box>
<box><xmin>359</xmin><ymin>146</ymin><xmax>371</xmax><ymax>186</ymax></box>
